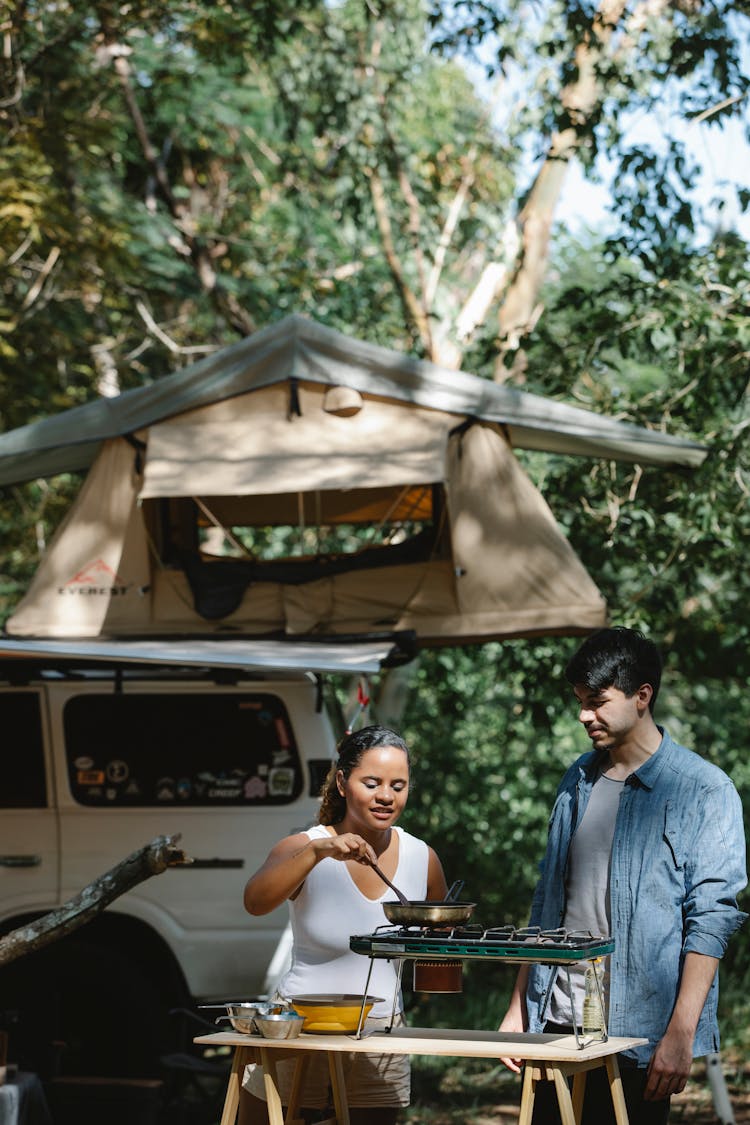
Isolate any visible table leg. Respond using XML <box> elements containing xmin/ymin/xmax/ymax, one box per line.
<box><xmin>328</xmin><ymin>1051</ymin><xmax>351</xmax><ymax>1125</ymax></box>
<box><xmin>571</xmin><ymin>1071</ymin><xmax>587</xmax><ymax>1122</ymax></box>
<box><xmin>518</xmin><ymin>1064</ymin><xmax>540</xmax><ymax>1125</ymax></box>
<box><xmin>219</xmin><ymin>1047</ymin><xmax>252</xmax><ymax>1125</ymax></box>
<box><xmin>605</xmin><ymin>1055</ymin><xmax>629</xmax><ymax>1125</ymax></box>
<box><xmin>285</xmin><ymin>1053</ymin><xmax>311</xmax><ymax>1125</ymax></box>
<box><xmin>551</xmin><ymin>1066</ymin><xmax>578</xmax><ymax>1125</ymax></box>
<box><xmin>260</xmin><ymin>1048</ymin><xmax>286</xmax><ymax>1125</ymax></box>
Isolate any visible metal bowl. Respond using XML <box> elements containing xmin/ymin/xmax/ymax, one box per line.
<box><xmin>221</xmin><ymin>1002</ymin><xmax>265</xmax><ymax>1034</ymax></box>
<box><xmin>254</xmin><ymin>1011</ymin><xmax>306</xmax><ymax>1040</ymax></box>
<box><xmin>207</xmin><ymin>1000</ymin><xmax>285</xmax><ymax>1035</ymax></box>
<box><xmin>289</xmin><ymin>994</ymin><xmax>384</xmax><ymax>1034</ymax></box>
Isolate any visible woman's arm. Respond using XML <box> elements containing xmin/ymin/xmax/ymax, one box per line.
<box><xmin>243</xmin><ymin>831</ymin><xmax>378</xmax><ymax>915</ymax></box>
<box><xmin>426</xmin><ymin>846</ymin><xmax>448</xmax><ymax>900</ymax></box>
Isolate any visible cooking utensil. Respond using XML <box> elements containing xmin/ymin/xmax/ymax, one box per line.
<box><xmin>213</xmin><ymin>1003</ymin><xmax>267</xmax><ymax>1034</ymax></box>
<box><xmin>369</xmin><ymin>861</ymin><xmax>410</xmax><ymax>906</ymax></box>
<box><xmin>254</xmin><ymin>1011</ymin><xmax>305</xmax><ymax>1040</ymax></box>
<box><xmin>444</xmin><ymin>879</ymin><xmax>465</xmax><ymax>902</ymax></box>
<box><xmin>382</xmin><ymin>899</ymin><xmax>476</xmax><ymax>925</ymax></box>
<box><xmin>289</xmin><ymin>994</ymin><xmax>385</xmax><ymax>1034</ymax></box>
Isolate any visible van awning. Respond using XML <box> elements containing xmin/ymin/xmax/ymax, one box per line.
<box><xmin>0</xmin><ymin>637</ymin><xmax>401</xmax><ymax>674</ymax></box>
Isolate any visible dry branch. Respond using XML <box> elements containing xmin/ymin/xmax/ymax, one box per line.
<box><xmin>0</xmin><ymin>835</ymin><xmax>190</xmax><ymax>968</ymax></box>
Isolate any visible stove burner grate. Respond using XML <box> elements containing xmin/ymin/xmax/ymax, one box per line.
<box><xmin>350</xmin><ymin>923</ymin><xmax>614</xmax><ymax>963</ymax></box>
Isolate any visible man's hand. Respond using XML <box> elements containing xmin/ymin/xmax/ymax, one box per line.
<box><xmin>497</xmin><ymin>965</ymin><xmax>530</xmax><ymax>1074</ymax></box>
<box><xmin>644</xmin><ymin>951</ymin><xmax>718</xmax><ymax>1101</ymax></box>
<box><xmin>497</xmin><ymin>1008</ymin><xmax>527</xmax><ymax>1074</ymax></box>
<box><xmin>644</xmin><ymin>1026</ymin><xmax>693</xmax><ymax>1101</ymax></box>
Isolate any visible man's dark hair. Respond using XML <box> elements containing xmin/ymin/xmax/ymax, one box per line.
<box><xmin>564</xmin><ymin>627</ymin><xmax>662</xmax><ymax>712</ymax></box>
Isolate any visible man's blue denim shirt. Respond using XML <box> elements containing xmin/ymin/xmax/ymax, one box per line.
<box><xmin>525</xmin><ymin>728</ymin><xmax>748</xmax><ymax>1065</ymax></box>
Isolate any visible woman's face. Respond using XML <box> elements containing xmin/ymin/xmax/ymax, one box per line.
<box><xmin>337</xmin><ymin>745</ymin><xmax>409</xmax><ymax>834</ymax></box>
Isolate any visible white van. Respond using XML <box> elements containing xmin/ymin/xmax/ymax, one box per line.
<box><xmin>0</xmin><ymin>637</ymin><xmax>397</xmax><ymax>1077</ymax></box>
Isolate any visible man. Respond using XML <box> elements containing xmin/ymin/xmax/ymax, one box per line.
<box><xmin>499</xmin><ymin>626</ymin><xmax>747</xmax><ymax>1124</ymax></box>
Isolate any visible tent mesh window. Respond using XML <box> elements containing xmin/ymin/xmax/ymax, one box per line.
<box><xmin>146</xmin><ymin>486</ymin><xmax>448</xmax><ymax>621</ymax></box>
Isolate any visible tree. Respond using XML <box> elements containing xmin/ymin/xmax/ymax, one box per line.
<box><xmin>0</xmin><ymin>835</ymin><xmax>188</xmax><ymax>966</ymax></box>
<box><xmin>1</xmin><ymin>0</ymin><xmax>748</xmax><ymax>1053</ymax></box>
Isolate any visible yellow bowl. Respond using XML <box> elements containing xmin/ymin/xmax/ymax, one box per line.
<box><xmin>289</xmin><ymin>994</ymin><xmax>384</xmax><ymax>1034</ymax></box>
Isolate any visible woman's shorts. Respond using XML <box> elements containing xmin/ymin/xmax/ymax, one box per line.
<box><xmin>241</xmin><ymin>1012</ymin><xmax>410</xmax><ymax>1109</ymax></box>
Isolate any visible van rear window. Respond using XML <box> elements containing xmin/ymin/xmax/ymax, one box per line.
<box><xmin>63</xmin><ymin>692</ymin><xmax>303</xmax><ymax>806</ymax></box>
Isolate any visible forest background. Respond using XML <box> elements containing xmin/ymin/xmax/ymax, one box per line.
<box><xmin>1</xmin><ymin>0</ymin><xmax>749</xmax><ymax>1096</ymax></box>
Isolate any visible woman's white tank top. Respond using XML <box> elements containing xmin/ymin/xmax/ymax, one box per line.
<box><xmin>276</xmin><ymin>825</ymin><xmax>429</xmax><ymax>1018</ymax></box>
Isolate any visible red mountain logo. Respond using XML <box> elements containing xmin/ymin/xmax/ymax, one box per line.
<box><xmin>66</xmin><ymin>559</ymin><xmax>125</xmax><ymax>586</ymax></box>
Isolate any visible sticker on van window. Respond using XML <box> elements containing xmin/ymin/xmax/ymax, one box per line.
<box><xmin>268</xmin><ymin>768</ymin><xmax>295</xmax><ymax>797</ymax></box>
<box><xmin>78</xmin><ymin>769</ymin><xmax>105</xmax><ymax>785</ymax></box>
<box><xmin>176</xmin><ymin>778</ymin><xmax>192</xmax><ymax>800</ymax></box>
<box><xmin>207</xmin><ymin>776</ymin><xmax>243</xmax><ymax>799</ymax></box>
<box><xmin>157</xmin><ymin>777</ymin><xmax>176</xmax><ymax>800</ymax></box>
<box><xmin>106</xmin><ymin>760</ymin><xmax>129</xmax><ymax>784</ymax></box>
<box><xmin>274</xmin><ymin>718</ymin><xmax>290</xmax><ymax>747</ymax></box>
<box><xmin>244</xmin><ymin>776</ymin><xmax>268</xmax><ymax>799</ymax></box>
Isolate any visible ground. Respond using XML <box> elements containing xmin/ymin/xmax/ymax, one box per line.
<box><xmin>403</xmin><ymin>1053</ymin><xmax>750</xmax><ymax>1123</ymax></box>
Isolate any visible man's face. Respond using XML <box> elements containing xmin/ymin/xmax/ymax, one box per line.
<box><xmin>572</xmin><ymin>683</ymin><xmax>644</xmax><ymax>751</ymax></box>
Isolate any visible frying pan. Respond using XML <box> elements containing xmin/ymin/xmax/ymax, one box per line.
<box><xmin>382</xmin><ymin>899</ymin><xmax>475</xmax><ymax>925</ymax></box>
<box><xmin>370</xmin><ymin>865</ymin><xmax>474</xmax><ymax>924</ymax></box>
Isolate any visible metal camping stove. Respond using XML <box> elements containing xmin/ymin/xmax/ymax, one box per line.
<box><xmin>349</xmin><ymin>924</ymin><xmax>614</xmax><ymax>1046</ymax></box>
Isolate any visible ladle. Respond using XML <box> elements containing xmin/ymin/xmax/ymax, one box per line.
<box><xmin>370</xmin><ymin>861</ymin><xmax>410</xmax><ymax>906</ymax></box>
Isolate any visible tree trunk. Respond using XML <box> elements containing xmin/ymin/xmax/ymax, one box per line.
<box><xmin>494</xmin><ymin>0</ymin><xmax>631</xmax><ymax>376</ymax></box>
<box><xmin>0</xmin><ymin>835</ymin><xmax>189</xmax><ymax>967</ymax></box>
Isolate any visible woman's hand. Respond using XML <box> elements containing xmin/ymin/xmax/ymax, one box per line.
<box><xmin>312</xmin><ymin>831</ymin><xmax>378</xmax><ymax>866</ymax></box>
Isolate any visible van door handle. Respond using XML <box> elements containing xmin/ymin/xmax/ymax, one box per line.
<box><xmin>0</xmin><ymin>855</ymin><xmax>42</xmax><ymax>867</ymax></box>
<box><xmin>177</xmin><ymin>858</ymin><xmax>245</xmax><ymax>869</ymax></box>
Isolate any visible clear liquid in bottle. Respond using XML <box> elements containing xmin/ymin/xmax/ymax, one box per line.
<box><xmin>582</xmin><ymin>959</ymin><xmax>606</xmax><ymax>1041</ymax></box>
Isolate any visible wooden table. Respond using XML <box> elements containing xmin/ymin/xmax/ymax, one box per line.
<box><xmin>195</xmin><ymin>1027</ymin><xmax>647</xmax><ymax>1125</ymax></box>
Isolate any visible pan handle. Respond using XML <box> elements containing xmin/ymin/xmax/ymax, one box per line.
<box><xmin>445</xmin><ymin>879</ymin><xmax>465</xmax><ymax>902</ymax></box>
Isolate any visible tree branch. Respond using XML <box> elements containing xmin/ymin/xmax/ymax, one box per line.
<box><xmin>365</xmin><ymin>165</ymin><xmax>432</xmax><ymax>352</ymax></box>
<box><xmin>0</xmin><ymin>835</ymin><xmax>190</xmax><ymax>968</ymax></box>
<box><xmin>426</xmin><ymin>153</ymin><xmax>476</xmax><ymax>309</ymax></box>
<box><xmin>494</xmin><ymin>0</ymin><xmax>633</xmax><ymax>376</ymax></box>
<box><xmin>102</xmin><ymin>41</ymin><xmax>254</xmax><ymax>337</ymax></box>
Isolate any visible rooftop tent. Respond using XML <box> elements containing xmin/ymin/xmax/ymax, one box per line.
<box><xmin>0</xmin><ymin>314</ymin><xmax>706</xmax><ymax>486</ymax></box>
<box><xmin>0</xmin><ymin>315</ymin><xmax>707</xmax><ymax>647</ymax></box>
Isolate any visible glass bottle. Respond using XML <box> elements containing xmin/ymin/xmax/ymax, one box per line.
<box><xmin>582</xmin><ymin>958</ymin><xmax>606</xmax><ymax>1041</ymax></box>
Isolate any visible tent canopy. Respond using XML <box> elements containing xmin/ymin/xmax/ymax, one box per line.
<box><xmin>1</xmin><ymin>315</ymin><xmax>707</xmax><ymax>648</ymax></box>
<box><xmin>0</xmin><ymin>314</ymin><xmax>707</xmax><ymax>488</ymax></box>
<box><xmin>0</xmin><ymin>637</ymin><xmax>398</xmax><ymax>674</ymax></box>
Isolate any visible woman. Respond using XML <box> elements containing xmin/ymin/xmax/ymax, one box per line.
<box><xmin>240</xmin><ymin>724</ymin><xmax>447</xmax><ymax>1125</ymax></box>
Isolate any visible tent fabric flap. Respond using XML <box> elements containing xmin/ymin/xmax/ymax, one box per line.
<box><xmin>445</xmin><ymin>423</ymin><xmax>607</xmax><ymax>632</ymax></box>
<box><xmin>139</xmin><ymin>382</ymin><xmax>456</xmax><ymax>498</ymax></box>
<box><xmin>6</xmin><ymin>438</ymin><xmax>153</xmax><ymax>639</ymax></box>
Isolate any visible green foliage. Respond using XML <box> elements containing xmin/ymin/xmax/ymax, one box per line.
<box><xmin>1</xmin><ymin>0</ymin><xmax>749</xmax><ymax>1052</ymax></box>
<box><xmin>393</xmin><ymin>234</ymin><xmax>750</xmax><ymax>1042</ymax></box>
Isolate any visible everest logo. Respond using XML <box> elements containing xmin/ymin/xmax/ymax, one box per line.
<box><xmin>58</xmin><ymin>559</ymin><xmax>130</xmax><ymax>597</ymax></box>
<box><xmin>68</xmin><ymin>559</ymin><xmax>125</xmax><ymax>586</ymax></box>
